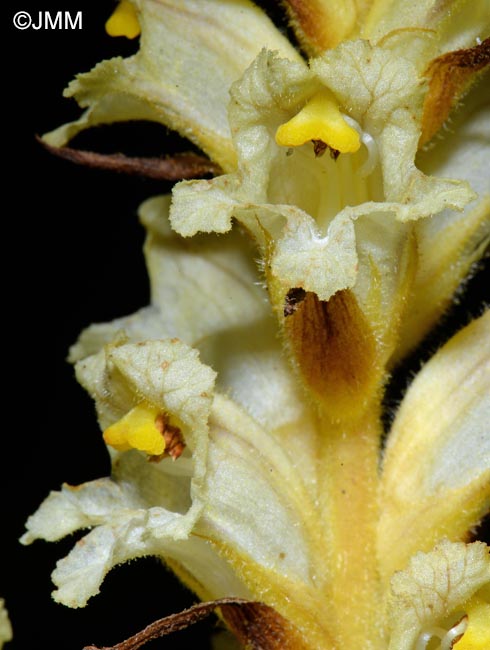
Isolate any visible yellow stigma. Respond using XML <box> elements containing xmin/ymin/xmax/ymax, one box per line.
<box><xmin>103</xmin><ymin>403</ymin><xmax>165</xmax><ymax>455</ymax></box>
<box><xmin>275</xmin><ymin>88</ymin><xmax>360</xmax><ymax>154</ymax></box>
<box><xmin>453</xmin><ymin>596</ymin><xmax>490</xmax><ymax>649</ymax></box>
<box><xmin>105</xmin><ymin>0</ymin><xmax>141</xmax><ymax>39</ymax></box>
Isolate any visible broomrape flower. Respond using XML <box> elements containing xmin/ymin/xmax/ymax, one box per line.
<box><xmin>22</xmin><ymin>1</ymin><xmax>489</xmax><ymax>649</ymax></box>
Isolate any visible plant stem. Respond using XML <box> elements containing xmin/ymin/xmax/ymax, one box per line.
<box><xmin>319</xmin><ymin>405</ymin><xmax>384</xmax><ymax>650</ymax></box>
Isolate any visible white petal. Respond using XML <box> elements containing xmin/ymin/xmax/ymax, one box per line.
<box><xmin>395</xmin><ymin>83</ymin><xmax>490</xmax><ymax>359</ymax></box>
<box><xmin>379</xmin><ymin>312</ymin><xmax>490</xmax><ymax>579</ymax></box>
<box><xmin>70</xmin><ymin>195</ymin><xmax>312</xmax><ymax>435</ymax></box>
<box><xmin>198</xmin><ymin>395</ymin><xmax>317</xmax><ymax>584</ymax></box>
<box><xmin>363</xmin><ymin>0</ymin><xmax>490</xmax><ymax>51</ymax></box>
<box><xmin>43</xmin><ymin>0</ymin><xmax>301</xmax><ymax>170</ymax></box>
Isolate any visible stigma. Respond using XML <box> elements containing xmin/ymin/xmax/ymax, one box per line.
<box><xmin>103</xmin><ymin>402</ymin><xmax>166</xmax><ymax>455</ymax></box>
<box><xmin>275</xmin><ymin>88</ymin><xmax>361</xmax><ymax>155</ymax></box>
<box><xmin>453</xmin><ymin>597</ymin><xmax>490</xmax><ymax>650</ymax></box>
<box><xmin>105</xmin><ymin>0</ymin><xmax>141</xmax><ymax>39</ymax></box>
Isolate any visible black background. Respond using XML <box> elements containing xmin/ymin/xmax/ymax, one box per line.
<box><xmin>6</xmin><ymin>2</ymin><xmax>215</xmax><ymax>648</ymax></box>
<box><xmin>4</xmin><ymin>2</ymin><xmax>489</xmax><ymax>649</ymax></box>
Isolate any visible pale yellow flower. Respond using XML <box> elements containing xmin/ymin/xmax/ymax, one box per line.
<box><xmin>23</xmin><ymin>2</ymin><xmax>489</xmax><ymax>649</ymax></box>
<box><xmin>0</xmin><ymin>600</ymin><xmax>12</xmax><ymax>649</ymax></box>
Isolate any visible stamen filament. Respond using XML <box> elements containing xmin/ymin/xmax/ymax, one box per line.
<box><xmin>416</xmin><ymin>617</ymin><xmax>469</xmax><ymax>650</ymax></box>
<box><xmin>415</xmin><ymin>627</ymin><xmax>448</xmax><ymax>650</ymax></box>
<box><xmin>441</xmin><ymin>617</ymin><xmax>468</xmax><ymax>650</ymax></box>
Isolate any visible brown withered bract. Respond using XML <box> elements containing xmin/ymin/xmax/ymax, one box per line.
<box><xmin>420</xmin><ymin>37</ymin><xmax>490</xmax><ymax>145</ymax></box>
<box><xmin>83</xmin><ymin>597</ymin><xmax>308</xmax><ymax>650</ymax></box>
<box><xmin>37</xmin><ymin>136</ymin><xmax>222</xmax><ymax>180</ymax></box>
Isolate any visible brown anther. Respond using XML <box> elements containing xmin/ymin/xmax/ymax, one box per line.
<box><xmin>163</xmin><ymin>425</ymin><xmax>186</xmax><ymax>461</ymax></box>
<box><xmin>312</xmin><ymin>139</ymin><xmax>327</xmax><ymax>157</ymax></box>
<box><xmin>150</xmin><ymin>414</ymin><xmax>186</xmax><ymax>462</ymax></box>
<box><xmin>312</xmin><ymin>140</ymin><xmax>340</xmax><ymax>160</ymax></box>
<box><xmin>154</xmin><ymin>413</ymin><xmax>166</xmax><ymax>435</ymax></box>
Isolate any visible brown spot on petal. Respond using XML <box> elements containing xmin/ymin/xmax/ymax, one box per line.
<box><xmin>420</xmin><ymin>38</ymin><xmax>490</xmax><ymax>146</ymax></box>
<box><xmin>284</xmin><ymin>287</ymin><xmax>306</xmax><ymax>316</ymax></box>
<box><xmin>83</xmin><ymin>598</ymin><xmax>307</xmax><ymax>650</ymax></box>
<box><xmin>284</xmin><ymin>289</ymin><xmax>379</xmax><ymax>418</ymax></box>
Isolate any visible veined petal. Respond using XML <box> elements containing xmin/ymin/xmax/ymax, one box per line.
<box><xmin>387</xmin><ymin>540</ymin><xmax>490</xmax><ymax>650</ymax></box>
<box><xmin>74</xmin><ymin>338</ymin><xmax>216</xmax><ymax>539</ymax></box>
<box><xmin>379</xmin><ymin>312</ymin><xmax>490</xmax><ymax>582</ymax></box>
<box><xmin>23</xmin><ymin>3</ymin><xmax>490</xmax><ymax>646</ymax></box>
<box><xmin>171</xmin><ymin>41</ymin><xmax>474</xmax><ymax>413</ymax></box>
<box><xmin>69</xmin><ymin>196</ymin><xmax>268</xmax><ymax>362</ymax></box>
<box><xmin>22</xmin><ymin>347</ymin><xmax>331</xmax><ymax>644</ymax></box>
<box><xmin>75</xmin><ymin>339</ymin><xmax>215</xmax><ymax>446</ymax></box>
<box><xmin>42</xmin><ymin>0</ymin><xmax>301</xmax><ymax>171</ymax></box>
<box><xmin>311</xmin><ymin>38</ymin><xmax>474</xmax><ymax>210</ymax></box>
<box><xmin>199</xmin><ymin>395</ymin><xmax>318</xmax><ymax>583</ymax></box>
<box><xmin>194</xmin><ymin>394</ymin><xmax>335</xmax><ymax>650</ymax></box>
<box><xmin>362</xmin><ymin>0</ymin><xmax>490</xmax><ymax>51</ymax></box>
<box><xmin>21</xmin><ymin>461</ymin><xmax>251</xmax><ymax>607</ymax></box>
<box><xmin>395</xmin><ymin>80</ymin><xmax>490</xmax><ymax>360</ymax></box>
<box><xmin>21</xmin><ymin>339</ymin><xmax>237</xmax><ymax>607</ymax></box>
<box><xmin>70</xmin><ymin>195</ymin><xmax>314</xmax><ymax>443</ymax></box>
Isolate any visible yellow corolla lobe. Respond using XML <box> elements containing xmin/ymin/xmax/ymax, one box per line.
<box><xmin>275</xmin><ymin>88</ymin><xmax>361</xmax><ymax>154</ymax></box>
<box><xmin>454</xmin><ymin>596</ymin><xmax>490</xmax><ymax>650</ymax></box>
<box><xmin>103</xmin><ymin>402</ymin><xmax>165</xmax><ymax>455</ymax></box>
<box><xmin>105</xmin><ymin>0</ymin><xmax>141</xmax><ymax>39</ymax></box>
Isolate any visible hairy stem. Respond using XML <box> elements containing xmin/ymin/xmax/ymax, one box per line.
<box><xmin>319</xmin><ymin>405</ymin><xmax>384</xmax><ymax>650</ymax></box>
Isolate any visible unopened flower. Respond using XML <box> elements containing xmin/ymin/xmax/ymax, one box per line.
<box><xmin>23</xmin><ymin>2</ymin><xmax>489</xmax><ymax>649</ymax></box>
